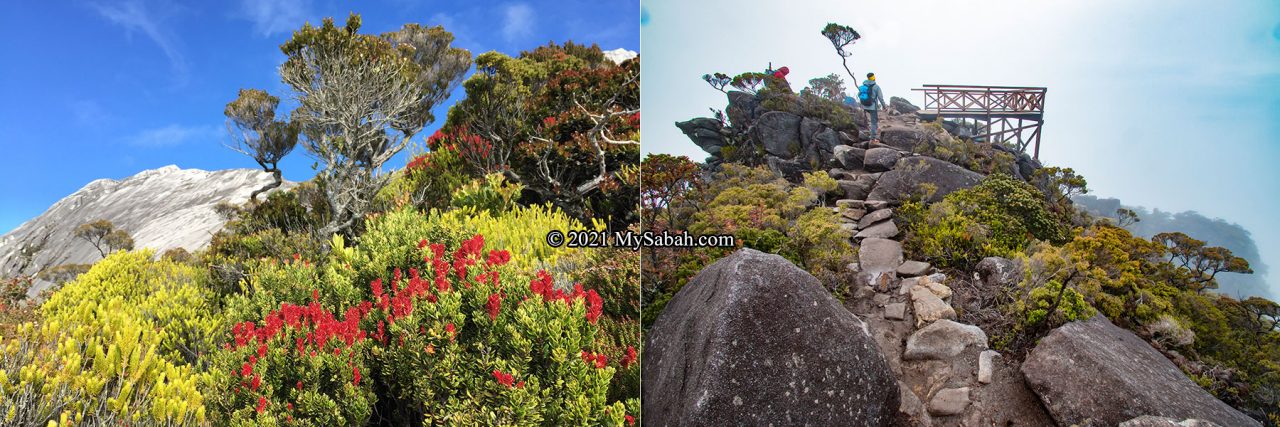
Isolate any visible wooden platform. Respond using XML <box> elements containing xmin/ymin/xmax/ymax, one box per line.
<box><xmin>916</xmin><ymin>109</ymin><xmax>1043</xmax><ymax>121</ymax></box>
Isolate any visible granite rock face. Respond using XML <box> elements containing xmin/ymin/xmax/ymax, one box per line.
<box><xmin>643</xmin><ymin>248</ymin><xmax>899</xmax><ymax>426</ymax></box>
<box><xmin>866</xmin><ymin>156</ymin><xmax>984</xmax><ymax>204</ymax></box>
<box><xmin>0</xmin><ymin>165</ymin><xmax>293</xmax><ymax>297</ymax></box>
<box><xmin>1022</xmin><ymin>315</ymin><xmax>1260</xmax><ymax>427</ymax></box>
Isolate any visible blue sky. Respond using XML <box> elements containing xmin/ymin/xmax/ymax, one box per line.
<box><xmin>642</xmin><ymin>0</ymin><xmax>1280</xmax><ymax>297</ymax></box>
<box><xmin>0</xmin><ymin>0</ymin><xmax>638</xmax><ymax>233</ymax></box>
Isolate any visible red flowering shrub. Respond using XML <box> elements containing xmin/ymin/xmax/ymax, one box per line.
<box><xmin>210</xmin><ymin>229</ymin><xmax>633</xmax><ymax>425</ymax></box>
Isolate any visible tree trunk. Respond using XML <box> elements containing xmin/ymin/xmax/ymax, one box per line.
<box><xmin>251</xmin><ymin>168</ymin><xmax>284</xmax><ymax>202</ymax></box>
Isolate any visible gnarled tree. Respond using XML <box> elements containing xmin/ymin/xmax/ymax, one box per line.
<box><xmin>820</xmin><ymin>23</ymin><xmax>862</xmax><ymax>84</ymax></box>
<box><xmin>74</xmin><ymin>219</ymin><xmax>134</xmax><ymax>258</ymax></box>
<box><xmin>223</xmin><ymin>88</ymin><xmax>299</xmax><ymax>202</ymax></box>
<box><xmin>280</xmin><ymin>14</ymin><xmax>470</xmax><ymax>237</ymax></box>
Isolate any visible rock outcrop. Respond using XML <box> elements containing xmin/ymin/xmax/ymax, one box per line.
<box><xmin>643</xmin><ymin>248</ymin><xmax>899</xmax><ymax>426</ymax></box>
<box><xmin>866</xmin><ymin>156</ymin><xmax>984</xmax><ymax>204</ymax></box>
<box><xmin>1022</xmin><ymin>315</ymin><xmax>1260</xmax><ymax>427</ymax></box>
<box><xmin>0</xmin><ymin>165</ymin><xmax>292</xmax><ymax>297</ymax></box>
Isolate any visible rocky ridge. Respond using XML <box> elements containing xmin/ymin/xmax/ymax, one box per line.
<box><xmin>647</xmin><ymin>89</ymin><xmax>1260</xmax><ymax>425</ymax></box>
<box><xmin>0</xmin><ymin>165</ymin><xmax>292</xmax><ymax>297</ymax></box>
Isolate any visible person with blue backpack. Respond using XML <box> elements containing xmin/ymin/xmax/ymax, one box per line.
<box><xmin>853</xmin><ymin>72</ymin><xmax>887</xmax><ymax>141</ymax></box>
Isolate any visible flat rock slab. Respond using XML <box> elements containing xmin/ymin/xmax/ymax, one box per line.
<box><xmin>928</xmin><ymin>387</ymin><xmax>971</xmax><ymax>416</ymax></box>
<box><xmin>833</xmin><ymin>145</ymin><xmax>865</xmax><ymax>170</ymax></box>
<box><xmin>644</xmin><ymin>248</ymin><xmax>900</xmax><ymax>426</ymax></box>
<box><xmin>858</xmin><ymin>208</ymin><xmax>894</xmax><ymax>229</ymax></box>
<box><xmin>855</xmin><ymin>220</ymin><xmax>899</xmax><ymax>240</ymax></box>
<box><xmin>859</xmin><ymin>238</ymin><xmax>903</xmax><ymax>274</ymax></box>
<box><xmin>978</xmin><ymin>350</ymin><xmax>998</xmax><ymax>384</ymax></box>
<box><xmin>836</xmin><ymin>199</ymin><xmax>865</xmax><ymax>209</ymax></box>
<box><xmin>896</xmin><ymin>260</ymin><xmax>931</xmax><ymax>277</ymax></box>
<box><xmin>1022</xmin><ymin>315</ymin><xmax>1260</xmax><ymax>427</ymax></box>
<box><xmin>904</xmin><ymin>319</ymin><xmax>986</xmax><ymax>361</ymax></box>
<box><xmin>1120</xmin><ymin>416</ymin><xmax>1224</xmax><ymax>427</ymax></box>
<box><xmin>884</xmin><ymin>303</ymin><xmax>907</xmax><ymax>320</ymax></box>
<box><xmin>910</xmin><ymin>286</ymin><xmax>956</xmax><ymax>327</ymax></box>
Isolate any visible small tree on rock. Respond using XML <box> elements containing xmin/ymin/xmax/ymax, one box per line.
<box><xmin>74</xmin><ymin>219</ymin><xmax>134</xmax><ymax>258</ymax></box>
<box><xmin>820</xmin><ymin>23</ymin><xmax>862</xmax><ymax>84</ymax></box>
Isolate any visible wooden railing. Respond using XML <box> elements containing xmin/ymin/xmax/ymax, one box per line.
<box><xmin>912</xmin><ymin>84</ymin><xmax>1047</xmax><ymax>159</ymax></box>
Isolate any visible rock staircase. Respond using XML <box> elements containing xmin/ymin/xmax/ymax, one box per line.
<box><xmin>831</xmin><ymin>140</ymin><xmax>1053</xmax><ymax>426</ymax></box>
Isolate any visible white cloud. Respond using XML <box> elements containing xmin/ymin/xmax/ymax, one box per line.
<box><xmin>125</xmin><ymin>124</ymin><xmax>220</xmax><ymax>147</ymax></box>
<box><xmin>501</xmin><ymin>3</ymin><xmax>534</xmax><ymax>43</ymax></box>
<box><xmin>90</xmin><ymin>1</ymin><xmax>188</xmax><ymax>82</ymax></box>
<box><xmin>239</xmin><ymin>0</ymin><xmax>310</xmax><ymax>37</ymax></box>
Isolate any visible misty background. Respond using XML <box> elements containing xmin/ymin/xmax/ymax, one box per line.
<box><xmin>640</xmin><ymin>0</ymin><xmax>1280</xmax><ymax>299</ymax></box>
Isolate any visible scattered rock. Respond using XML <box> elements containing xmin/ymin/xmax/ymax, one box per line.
<box><xmin>1119</xmin><ymin>416</ymin><xmax>1223</xmax><ymax>427</ymax></box>
<box><xmin>840</xmin><ymin>223</ymin><xmax>857</xmax><ymax>234</ymax></box>
<box><xmin>643</xmin><ymin>248</ymin><xmax>900</xmax><ymax>426</ymax></box>
<box><xmin>921</xmin><ymin>281</ymin><xmax>952</xmax><ymax>300</ymax></box>
<box><xmin>866</xmin><ymin>156</ymin><xmax>984</xmax><ymax>204</ymax></box>
<box><xmin>835</xmin><ymin>199</ymin><xmax>865</xmax><ymax>210</ymax></box>
<box><xmin>903</xmin><ymin>319</ymin><xmax>986</xmax><ymax>360</ymax></box>
<box><xmin>909</xmin><ymin>287</ymin><xmax>957</xmax><ymax>327</ymax></box>
<box><xmin>846</xmin><ymin>262</ymin><xmax>861</xmax><ymax>274</ymax></box>
<box><xmin>841</xmin><ymin>207</ymin><xmax>867</xmax><ymax>222</ymax></box>
<box><xmin>1022</xmin><ymin>315</ymin><xmax>1260</xmax><ymax>427</ymax></box>
<box><xmin>885</xmin><ymin>303</ymin><xmax>906</xmax><ymax>320</ymax></box>
<box><xmin>898</xmin><ymin>277</ymin><xmax>922</xmax><ymax>296</ymax></box>
<box><xmin>976</xmin><ymin>256</ymin><xmax>1024</xmax><ymax>289</ymax></box>
<box><xmin>864</xmin><ymin>147</ymin><xmax>903</xmax><ymax>172</ymax></box>
<box><xmin>865</xmin><ymin>200</ymin><xmax>891</xmax><ymax>210</ymax></box>
<box><xmin>855</xmin><ymin>285</ymin><xmax>876</xmax><ymax>300</ymax></box>
<box><xmin>896</xmin><ymin>260</ymin><xmax>931</xmax><ymax>277</ymax></box>
<box><xmin>858</xmin><ymin>237</ymin><xmax>902</xmax><ymax>286</ymax></box>
<box><xmin>858</xmin><ymin>208</ymin><xmax>894</xmax><ymax>229</ymax></box>
<box><xmin>837</xmin><ymin>175</ymin><xmax>877</xmax><ymax>200</ymax></box>
<box><xmin>978</xmin><ymin>350</ymin><xmax>998</xmax><ymax>384</ymax></box>
<box><xmin>873</xmin><ymin>293</ymin><xmax>891</xmax><ymax>307</ymax></box>
<box><xmin>855</xmin><ymin>219</ymin><xmax>899</xmax><ymax>240</ymax></box>
<box><xmin>927</xmin><ymin>387</ymin><xmax>971</xmax><ymax>416</ymax></box>
<box><xmin>898</xmin><ymin>381</ymin><xmax>933</xmax><ymax>426</ymax></box>
<box><xmin>832</xmin><ymin>145</ymin><xmax>865</xmax><ymax>170</ymax></box>
<box><xmin>753</xmin><ymin>111</ymin><xmax>803</xmax><ymax>158</ymax></box>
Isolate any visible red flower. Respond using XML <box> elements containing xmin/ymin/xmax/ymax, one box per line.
<box><xmin>492</xmin><ymin>369</ymin><xmax>517</xmax><ymax>388</ymax></box>
<box><xmin>241</xmin><ymin>362</ymin><xmax>253</xmax><ymax>377</ymax></box>
<box><xmin>626</xmin><ymin>415</ymin><xmax>636</xmax><ymax>426</ymax></box>
<box><xmin>620</xmin><ymin>346</ymin><xmax>637</xmax><ymax>369</ymax></box>
<box><xmin>445</xmin><ymin>323</ymin><xmax>456</xmax><ymax>341</ymax></box>
<box><xmin>585</xmin><ymin>289</ymin><xmax>603</xmax><ymax>324</ymax></box>
<box><xmin>595</xmin><ymin>353</ymin><xmax>607</xmax><ymax>369</ymax></box>
<box><xmin>418</xmin><ymin>239</ymin><xmax>429</xmax><ymax>249</ymax></box>
<box><xmin>296</xmin><ymin>381</ymin><xmax>303</xmax><ymax>391</ymax></box>
<box><xmin>371</xmin><ymin>278</ymin><xmax>384</xmax><ymax>298</ymax></box>
<box><xmin>311</xmin><ymin>289</ymin><xmax>319</xmax><ymax>301</ymax></box>
<box><xmin>486</xmin><ymin>293</ymin><xmax>502</xmax><ymax>321</ymax></box>
<box><xmin>257</xmin><ymin>343</ymin><xmax>268</xmax><ymax>358</ymax></box>
<box><xmin>353</xmin><ymin>366</ymin><xmax>362</xmax><ymax>386</ymax></box>
<box><xmin>251</xmin><ymin>374</ymin><xmax>261</xmax><ymax>391</ymax></box>
<box><xmin>256</xmin><ymin>396</ymin><xmax>268</xmax><ymax>414</ymax></box>
<box><xmin>486</xmin><ymin>249</ymin><xmax>511</xmax><ymax>266</ymax></box>
<box><xmin>543</xmin><ymin>116</ymin><xmax>557</xmax><ymax>127</ymax></box>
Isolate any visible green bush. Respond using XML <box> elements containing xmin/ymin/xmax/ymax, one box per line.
<box><xmin>450</xmin><ymin>173</ymin><xmax>524</xmax><ymax>215</ymax></box>
<box><xmin>900</xmin><ymin>174</ymin><xmax>1072</xmax><ymax>270</ymax></box>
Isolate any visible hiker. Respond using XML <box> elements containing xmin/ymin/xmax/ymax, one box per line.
<box><xmin>857</xmin><ymin>72</ymin><xmax>887</xmax><ymax>141</ymax></box>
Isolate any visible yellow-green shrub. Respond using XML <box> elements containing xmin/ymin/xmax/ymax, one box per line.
<box><xmin>0</xmin><ymin>251</ymin><xmax>216</xmax><ymax>425</ymax></box>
